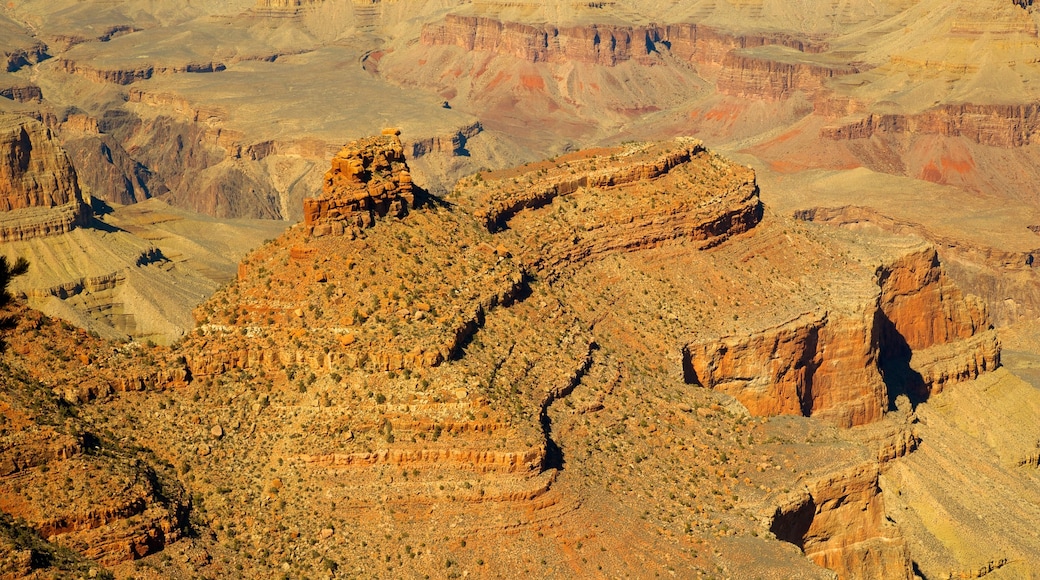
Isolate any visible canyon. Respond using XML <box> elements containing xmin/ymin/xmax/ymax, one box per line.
<box><xmin>1</xmin><ymin>0</ymin><xmax>1040</xmax><ymax>579</ymax></box>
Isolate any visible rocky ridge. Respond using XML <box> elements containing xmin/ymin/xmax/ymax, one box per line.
<box><xmin>0</xmin><ymin>133</ymin><xmax>1032</xmax><ymax>579</ymax></box>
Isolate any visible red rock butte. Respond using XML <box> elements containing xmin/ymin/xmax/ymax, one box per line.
<box><xmin>302</xmin><ymin>129</ymin><xmax>416</xmax><ymax>236</ymax></box>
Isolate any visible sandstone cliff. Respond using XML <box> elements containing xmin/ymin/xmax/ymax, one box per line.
<box><xmin>771</xmin><ymin>463</ymin><xmax>912</xmax><ymax>579</ymax></box>
<box><xmin>821</xmin><ymin>103</ymin><xmax>1040</xmax><ymax>148</ymax></box>
<box><xmin>0</xmin><ymin>114</ymin><xmax>91</xmax><ymax>241</ymax></box>
<box><xmin>0</xmin><ymin>114</ymin><xmax>84</xmax><ymax>211</ymax></box>
<box><xmin>684</xmin><ymin>243</ymin><xmax>998</xmax><ymax>427</ymax></box>
<box><xmin>684</xmin><ymin>309</ymin><xmax>888</xmax><ymax>428</ymax></box>
<box><xmin>420</xmin><ymin>15</ymin><xmax>826</xmax><ymax>69</ymax></box>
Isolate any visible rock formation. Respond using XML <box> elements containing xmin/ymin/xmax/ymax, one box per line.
<box><xmin>821</xmin><ymin>104</ymin><xmax>1040</xmax><ymax>148</ymax></box>
<box><xmin>0</xmin><ymin>114</ymin><xmax>91</xmax><ymax>241</ymax></box>
<box><xmin>0</xmin><ymin>133</ymin><xmax>1031</xmax><ymax>579</ymax></box>
<box><xmin>685</xmin><ymin>243</ymin><xmax>999</xmax><ymax>427</ymax></box>
<box><xmin>684</xmin><ymin>309</ymin><xmax>889</xmax><ymax>428</ymax></box>
<box><xmin>771</xmin><ymin>463</ymin><xmax>912</xmax><ymax>579</ymax></box>
<box><xmin>419</xmin><ymin>15</ymin><xmax>826</xmax><ymax>70</ymax></box>
<box><xmin>302</xmin><ymin>129</ymin><xmax>416</xmax><ymax>235</ymax></box>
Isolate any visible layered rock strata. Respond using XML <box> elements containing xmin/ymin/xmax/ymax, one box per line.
<box><xmin>684</xmin><ymin>309</ymin><xmax>887</xmax><ymax>428</ymax></box>
<box><xmin>821</xmin><ymin>103</ymin><xmax>1040</xmax><ymax>148</ymax></box>
<box><xmin>770</xmin><ymin>463</ymin><xmax>912</xmax><ymax>579</ymax></box>
<box><xmin>0</xmin><ymin>114</ymin><xmax>91</xmax><ymax>241</ymax></box>
<box><xmin>420</xmin><ymin>15</ymin><xmax>825</xmax><ymax>68</ymax></box>
<box><xmin>472</xmin><ymin>139</ymin><xmax>764</xmax><ymax>280</ymax></box>
<box><xmin>684</xmin><ymin>245</ymin><xmax>999</xmax><ymax>427</ymax></box>
<box><xmin>56</xmin><ymin>59</ymin><xmax>226</xmax><ymax>85</ymax></box>
<box><xmin>302</xmin><ymin>129</ymin><xmax>416</xmax><ymax>235</ymax></box>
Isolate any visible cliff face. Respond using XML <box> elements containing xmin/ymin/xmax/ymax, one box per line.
<box><xmin>716</xmin><ymin>53</ymin><xmax>861</xmax><ymax>100</ymax></box>
<box><xmin>0</xmin><ymin>115</ymin><xmax>84</xmax><ymax>211</ymax></box>
<box><xmin>409</xmin><ymin>15</ymin><xmax>848</xmax><ymax>104</ymax></box>
<box><xmin>821</xmin><ymin>103</ymin><xmax>1040</xmax><ymax>148</ymax></box>
<box><xmin>771</xmin><ymin>463</ymin><xmax>912</xmax><ymax>579</ymax></box>
<box><xmin>420</xmin><ymin>15</ymin><xmax>825</xmax><ymax>69</ymax></box>
<box><xmin>0</xmin><ymin>114</ymin><xmax>91</xmax><ymax>241</ymax></box>
<box><xmin>876</xmin><ymin>246</ymin><xmax>999</xmax><ymax>398</ymax></box>
<box><xmin>685</xmin><ymin>245</ymin><xmax>999</xmax><ymax>427</ymax></box>
<box><xmin>685</xmin><ymin>310</ymin><xmax>887</xmax><ymax>428</ymax></box>
<box><xmin>56</xmin><ymin>58</ymin><xmax>226</xmax><ymax>85</ymax></box>
<box><xmin>419</xmin><ymin>15</ymin><xmax>660</xmax><ymax>67</ymax></box>
<box><xmin>62</xmin><ymin>134</ymin><xmax>163</xmax><ymax>206</ymax></box>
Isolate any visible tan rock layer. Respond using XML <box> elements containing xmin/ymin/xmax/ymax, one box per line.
<box><xmin>0</xmin><ymin>200</ymin><xmax>91</xmax><ymax>242</ymax></box>
<box><xmin>56</xmin><ymin>58</ymin><xmax>227</xmax><ymax>85</ymax></box>
<box><xmin>406</xmin><ymin>121</ymin><xmax>482</xmax><ymax>158</ymax></box>
<box><xmin>0</xmin><ymin>84</ymin><xmax>42</xmax><ymax>103</ymax></box>
<box><xmin>716</xmin><ymin>53</ymin><xmax>862</xmax><ymax>101</ymax></box>
<box><xmin>476</xmin><ymin>139</ymin><xmax>706</xmax><ymax>232</ymax></box>
<box><xmin>527</xmin><ymin>177</ymin><xmax>762</xmax><ymax>281</ymax></box>
<box><xmin>300</xmin><ymin>447</ymin><xmax>544</xmax><ymax>473</ymax></box>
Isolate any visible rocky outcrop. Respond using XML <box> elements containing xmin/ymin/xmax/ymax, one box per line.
<box><xmin>821</xmin><ymin>103</ymin><xmax>1040</xmax><ymax>148</ymax></box>
<box><xmin>451</xmin><ymin>138</ymin><xmax>763</xmax><ymax>282</ymax></box>
<box><xmin>684</xmin><ymin>310</ymin><xmax>887</xmax><ymax>428</ymax></box>
<box><xmin>473</xmin><ymin>139</ymin><xmax>707</xmax><ymax>232</ymax></box>
<box><xmin>770</xmin><ymin>463</ymin><xmax>912</xmax><ymax>579</ymax></box>
<box><xmin>420</xmin><ymin>15</ymin><xmax>825</xmax><ymax>68</ymax></box>
<box><xmin>302</xmin><ymin>129</ymin><xmax>416</xmax><ymax>234</ymax></box>
<box><xmin>0</xmin><ymin>202</ymin><xmax>90</xmax><ymax>242</ymax></box>
<box><xmin>0</xmin><ymin>114</ymin><xmax>91</xmax><ymax>240</ymax></box>
<box><xmin>56</xmin><ymin>58</ymin><xmax>226</xmax><ymax>85</ymax></box>
<box><xmin>0</xmin><ymin>84</ymin><xmax>42</xmax><ymax>103</ymax></box>
<box><xmin>420</xmin><ymin>15</ymin><xmax>660</xmax><ymax>66</ymax></box>
<box><xmin>4</xmin><ymin>41</ymin><xmax>48</xmax><ymax>72</ymax></box>
<box><xmin>252</xmin><ymin>0</ymin><xmax>324</xmax><ymax>16</ymax></box>
<box><xmin>527</xmin><ymin>175</ymin><xmax>762</xmax><ymax>280</ymax></box>
<box><xmin>876</xmin><ymin>247</ymin><xmax>999</xmax><ymax>397</ymax></box>
<box><xmin>877</xmin><ymin>248</ymin><xmax>990</xmax><ymax>353</ymax></box>
<box><xmin>716</xmin><ymin>53</ymin><xmax>861</xmax><ymax>100</ymax></box>
<box><xmin>406</xmin><ymin>121</ymin><xmax>482</xmax><ymax>158</ymax></box>
<box><xmin>188</xmin><ymin>268</ymin><xmax>525</xmax><ymax>376</ymax></box>
<box><xmin>685</xmin><ymin>245</ymin><xmax>999</xmax><ymax>427</ymax></box>
<box><xmin>0</xmin><ymin>115</ymin><xmax>84</xmax><ymax>211</ymax></box>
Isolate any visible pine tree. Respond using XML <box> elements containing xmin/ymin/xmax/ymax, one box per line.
<box><xmin>0</xmin><ymin>256</ymin><xmax>29</xmax><ymax>349</ymax></box>
<box><xmin>0</xmin><ymin>256</ymin><xmax>28</xmax><ymax>310</ymax></box>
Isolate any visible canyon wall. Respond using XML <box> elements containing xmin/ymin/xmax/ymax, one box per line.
<box><xmin>771</xmin><ymin>463</ymin><xmax>912</xmax><ymax>579</ymax></box>
<box><xmin>0</xmin><ymin>115</ymin><xmax>84</xmax><ymax>211</ymax></box>
<box><xmin>821</xmin><ymin>103</ymin><xmax>1040</xmax><ymax>148</ymax></box>
<box><xmin>416</xmin><ymin>15</ymin><xmax>843</xmax><ymax>100</ymax></box>
<box><xmin>716</xmin><ymin>53</ymin><xmax>861</xmax><ymax>100</ymax></box>
<box><xmin>420</xmin><ymin>15</ymin><xmax>825</xmax><ymax>69</ymax></box>
<box><xmin>685</xmin><ymin>246</ymin><xmax>999</xmax><ymax>427</ymax></box>
<box><xmin>0</xmin><ymin>114</ymin><xmax>91</xmax><ymax>241</ymax></box>
<box><xmin>684</xmin><ymin>309</ymin><xmax>887</xmax><ymax>428</ymax></box>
